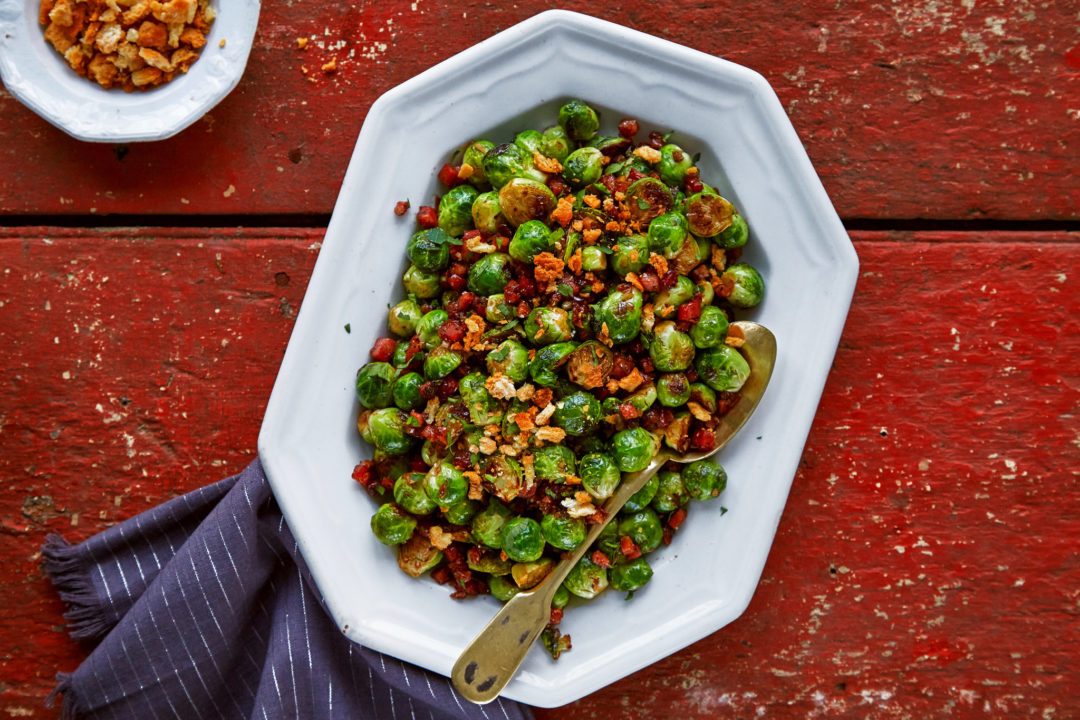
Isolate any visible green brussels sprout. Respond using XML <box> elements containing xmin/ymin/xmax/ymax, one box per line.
<box><xmin>578</xmin><ymin>453</ymin><xmax>621</xmax><ymax>500</ymax></box>
<box><xmin>421</xmin><ymin>439</ymin><xmax>445</xmax><ymax>467</ymax></box>
<box><xmin>647</xmin><ymin>212</ymin><xmax>689</xmax><ymax>258</ymax></box>
<box><xmin>499</xmin><ymin>178</ymin><xmax>557</xmax><ymax>228</ymax></box>
<box><xmin>524</xmin><ymin>306</ymin><xmax>574</xmax><ymax>346</ymax></box>
<box><xmin>406</xmin><ymin>229</ymin><xmax>451</xmax><ymax>273</ymax></box>
<box><xmin>514</xmin><ymin>129</ymin><xmax>544</xmax><ymax>155</ymax></box>
<box><xmin>541</xmin><ymin>514</ymin><xmax>587</xmax><ymax>551</ymax></box>
<box><xmin>391</xmin><ymin>341</ymin><xmax>415</xmax><ymax>369</ymax></box>
<box><xmin>594</xmin><ymin>286</ymin><xmax>643</xmax><ymax>345</ymax></box>
<box><xmin>484</xmin><ymin>293</ymin><xmax>516</xmax><ymax>324</ymax></box>
<box><xmin>580</xmin><ymin>245</ymin><xmax>607</xmax><ymax>272</ymax></box>
<box><xmin>626</xmin><ymin>177</ymin><xmax>674</xmax><ymax>224</ymax></box>
<box><xmin>512</xmin><ymin>558</ymin><xmax>554</xmax><ymax>589</ymax></box>
<box><xmin>662</xmin><ymin>411</ymin><xmax>692</xmax><ymax>452</ymax></box>
<box><xmin>596</xmin><ymin>521</ymin><xmax>623</xmax><ymax>560</ymax></box>
<box><xmin>612</xmin><ymin>427</ymin><xmax>657</xmax><ymax>472</ymax></box>
<box><xmin>370</xmin><ymin>503</ymin><xmax>416</xmax><ymax>545</ymax></box>
<box><xmin>565</xmin><ymin>340</ymin><xmax>613</xmax><ymax>389</ymax></box>
<box><xmin>368</xmin><ymin>408</ymin><xmax>414</xmax><ymax>454</ymax></box>
<box><xmin>488</xmin><ymin>574</ymin><xmax>520</xmax><ymax>601</ymax></box>
<box><xmin>616</xmin><ymin>154</ymin><xmax>651</xmax><ymax>177</ymax></box>
<box><xmin>472</xmin><ymin>499</ymin><xmax>512</xmax><ymax>549</ymax></box>
<box><xmin>652</xmin><ymin>470</ymin><xmax>689</xmax><ymax>513</ymax></box>
<box><xmin>466</xmin><ymin>547</ymin><xmax>511</xmax><ymax>575</ymax></box>
<box><xmin>355</xmin><ymin>362</ymin><xmax>396</xmax><ymax>409</ymax></box>
<box><xmin>416</xmin><ymin>309</ymin><xmax>448</xmax><ymax>348</ymax></box>
<box><xmin>688</xmin><ymin>382</ymin><xmax>717</xmax><ymax>414</ymax></box>
<box><xmin>444</xmin><ymin>499</ymin><xmax>480</xmax><ymax>526</ymax></box>
<box><xmin>564</xmin><ymin>555</ymin><xmax>608</xmax><ymax>599</ymax></box>
<box><xmin>656</xmin><ymin>373</ymin><xmax>691</xmax><ymax>407</ymax></box>
<box><xmin>623</xmin><ymin>473</ymin><xmax>660</xmax><ymax>512</ymax></box>
<box><xmin>540</xmin><ymin>125</ymin><xmax>572</xmax><ymax>163</ymax></box>
<box><xmin>471</xmin><ymin>191</ymin><xmax>505</xmax><ymax>234</ymax></box>
<box><xmin>715</xmin><ymin>212</ymin><xmax>749</xmax><ymax>249</ymax></box>
<box><xmin>624</xmin><ymin>382</ymin><xmax>658</xmax><ymax>414</ymax></box>
<box><xmin>486</xmin><ymin>338</ymin><xmax>529</xmax><ymax>382</ymax></box>
<box><xmin>610</xmin><ymin>557</ymin><xmax>654</xmax><ymax>593</ymax></box>
<box><xmin>500</xmin><ymin>516</ymin><xmax>545</xmax><ymax>563</ymax></box>
<box><xmin>670</xmin><ymin>234</ymin><xmax>712</xmax><ymax>275</ymax></box>
<box><xmin>529</xmin><ymin>341</ymin><xmax>577</xmax><ymax>387</ymax></box>
<box><xmin>618</xmin><ymin>508</ymin><xmax>664</xmax><ymax>553</ymax></box>
<box><xmin>552</xmin><ymin>391</ymin><xmax>602</xmax><ymax>437</ymax></box>
<box><xmin>587</xmin><ymin>135</ymin><xmax>631</xmax><ymax>157</ymax></box>
<box><xmin>467</xmin><ymin>252</ymin><xmax>513</xmax><ymax>295</ymax></box>
<box><xmin>695</xmin><ymin>345</ymin><xmax>751</xmax><ymax>392</ymax></box>
<box><xmin>380</xmin><ymin>456</ymin><xmax>412</xmax><ymax>485</ymax></box>
<box><xmin>558</xmin><ymin>99</ymin><xmax>600</xmax><ymax>143</ymax></box>
<box><xmin>650</xmin><ymin>321</ymin><xmax>696</xmax><ymax>372</ymax></box>
<box><xmin>393</xmin><ymin>472</ymin><xmax>437</xmax><ymax>516</ymax></box>
<box><xmin>392</xmin><ymin>371</ymin><xmax>424</xmax><ymax>410</ymax></box>
<box><xmin>437</xmin><ymin>185</ymin><xmax>478</xmax><ymax>237</ymax></box>
<box><xmin>563</xmin><ymin>147</ymin><xmax>604</xmax><ymax>187</ymax></box>
<box><xmin>402</xmin><ymin>264</ymin><xmax>441</xmax><ymax>299</ymax></box>
<box><xmin>552</xmin><ymin>583</ymin><xmax>571</xmax><ymax>609</ymax></box>
<box><xmin>723</xmin><ymin>262</ymin><xmax>765</xmax><ymax>308</ymax></box>
<box><xmin>610</xmin><ymin>234</ymin><xmax>650</xmax><ymax>276</ymax></box>
<box><xmin>685</xmin><ymin>191</ymin><xmax>735</xmax><ymax>238</ymax></box>
<box><xmin>533</xmin><ymin>445</ymin><xmax>577</xmax><ymax>482</ymax></box>
<box><xmin>690</xmin><ymin>305</ymin><xmax>730</xmax><ymax>348</ymax></box>
<box><xmin>387</xmin><ymin>297</ymin><xmax>423</xmax><ymax>337</ymax></box>
<box><xmin>657</xmin><ymin>144</ymin><xmax>694</xmax><ymax>186</ymax></box>
<box><xmin>695</xmin><ymin>279</ymin><xmax>715</xmax><ymax>306</ymax></box>
<box><xmin>682</xmin><ymin>458</ymin><xmax>727</xmax><ymax>501</ymax></box>
<box><xmin>422</xmin><ymin>462</ymin><xmax>467</xmax><ymax>508</ymax></box>
<box><xmin>356</xmin><ymin>409</ymin><xmax>373</xmax><ymax>443</ymax></box>
<box><xmin>459</xmin><ymin>371</ymin><xmax>501</xmax><ymax>425</ymax></box>
<box><xmin>483</xmin><ymin>454</ymin><xmax>523</xmax><ymax>502</ymax></box>
<box><xmin>508</xmin><ymin>219</ymin><xmax>555</xmax><ymax>263</ymax></box>
<box><xmin>423</xmin><ymin>346</ymin><xmax>462</xmax><ymax>380</ymax></box>
<box><xmin>462</xmin><ymin>140</ymin><xmax>494</xmax><ymax>187</ymax></box>
<box><xmin>652</xmin><ymin>275</ymin><xmax>695</xmax><ymax>317</ymax></box>
<box><xmin>482</xmin><ymin>142</ymin><xmax>542</xmax><ymax>190</ymax></box>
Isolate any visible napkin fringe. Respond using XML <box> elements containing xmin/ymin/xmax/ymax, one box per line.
<box><xmin>46</xmin><ymin>672</ymin><xmax>81</xmax><ymax>719</ymax></box>
<box><xmin>42</xmin><ymin>532</ymin><xmax>111</xmax><ymax>641</ymax></box>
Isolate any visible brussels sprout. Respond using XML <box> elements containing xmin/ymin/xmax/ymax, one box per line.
<box><xmin>566</xmin><ymin>340</ymin><xmax>613</xmax><ymax>389</ymax></box>
<box><xmin>397</xmin><ymin>533</ymin><xmax>443</xmax><ymax>577</ymax></box>
<box><xmin>423</xmin><ymin>346</ymin><xmax>462</xmax><ymax>381</ymax></box>
<box><xmin>540</xmin><ymin>125</ymin><xmax>572</xmax><ymax>163</ymax></box>
<box><xmin>552</xmin><ymin>583</ymin><xmax>571</xmax><ymax>609</ymax></box>
<box><xmin>626</xmin><ymin>177</ymin><xmax>674</xmax><ymax>224</ymax></box>
<box><xmin>533</xmin><ymin>445</ymin><xmax>577</xmax><ymax>482</ymax></box>
<box><xmin>723</xmin><ymin>262</ymin><xmax>765</xmax><ymax>308</ymax></box>
<box><xmin>514</xmin><ymin>129</ymin><xmax>544</xmax><ymax>155</ymax></box>
<box><xmin>437</xmin><ymin>185</ymin><xmax>478</xmax><ymax>237</ymax></box>
<box><xmin>483</xmin><ymin>454</ymin><xmax>523</xmax><ymax>502</ymax></box>
<box><xmin>662</xmin><ymin>410</ymin><xmax>692</xmax><ymax>452</ymax></box>
<box><xmin>529</xmin><ymin>341</ymin><xmax>577</xmax><ymax>387</ymax></box>
<box><xmin>486</xmin><ymin>338</ymin><xmax>529</xmax><ymax>382</ymax></box>
<box><xmin>682</xmin><ymin>458</ymin><xmax>728</xmax><ymax>501</ymax></box>
<box><xmin>423</xmin><ymin>462</ymin><xmax>467</xmax><ymax>508</ymax></box>
<box><xmin>581</xmin><ymin>245</ymin><xmax>607</xmax><ymax>272</ymax></box>
<box><xmin>459</xmin><ymin>371</ymin><xmax>501</xmax><ymax>425</ymax></box>
<box><xmin>652</xmin><ymin>275</ymin><xmax>695</xmax><ymax>317</ymax></box>
<box><xmin>657</xmin><ymin>144</ymin><xmax>694</xmax><ymax>186</ymax></box>
<box><xmin>416</xmin><ymin>309</ymin><xmax>448</xmax><ymax>348</ymax></box>
<box><xmin>695</xmin><ymin>278</ymin><xmax>715</xmax><ymax>306</ymax></box>
<box><xmin>624</xmin><ymin>382</ymin><xmax>658</xmax><ymax>414</ymax></box>
<box><xmin>444</xmin><ymin>499</ymin><xmax>480</xmax><ymax>526</ymax></box>
<box><xmin>685</xmin><ymin>191</ymin><xmax>735</xmax><ymax>238</ymax></box>
<box><xmin>406</xmin><ymin>228</ymin><xmax>451</xmax><ymax>273</ymax></box>
<box><xmin>715</xmin><ymin>212</ymin><xmax>749</xmax><ymax>249</ymax></box>
<box><xmin>696</xmin><ymin>345</ymin><xmax>751</xmax><ymax>392</ymax></box>
<box><xmin>355</xmin><ymin>362</ymin><xmax>396</xmax><ymax>409</ymax></box>
<box><xmin>501</xmin><ymin>397</ymin><xmax>529</xmax><ymax>438</ymax></box>
<box><xmin>524</xmin><ymin>306</ymin><xmax>574</xmax><ymax>345</ymax></box>
<box><xmin>650</xmin><ymin>321</ymin><xmax>696</xmax><ymax>372</ymax></box>
<box><xmin>540</xmin><ymin>514</ymin><xmax>586</xmax><ymax>551</ymax></box>
<box><xmin>688</xmin><ymin>382</ymin><xmax>717</xmax><ymax>414</ymax></box>
<box><xmin>488</xmin><ymin>574</ymin><xmax>520</xmax><ymax>601</ymax></box>
<box><xmin>623</xmin><ymin>473</ymin><xmax>660</xmax><ymax>512</ymax></box>
<box><xmin>652</xmin><ymin>470</ymin><xmax>689</xmax><ymax>513</ymax></box>
<box><xmin>394</xmin><ymin>472</ymin><xmax>437</xmax><ymax>515</ymax></box>
<box><xmin>594</xmin><ymin>286</ymin><xmax>643</xmax><ymax>345</ymax></box>
<box><xmin>356</xmin><ymin>409</ymin><xmax>373</xmax><ymax>443</ymax></box>
<box><xmin>610</xmin><ymin>557</ymin><xmax>654</xmax><ymax>593</ymax></box>
<box><xmin>387</xmin><ymin>297</ymin><xmax>423</xmax><ymax>337</ymax></box>
<box><xmin>656</xmin><ymin>372</ymin><xmax>691</xmax><ymax>407</ymax></box>
<box><xmin>558</xmin><ymin>99</ymin><xmax>600</xmax><ymax>143</ymax></box>
<box><xmin>579</xmin><ymin>453</ymin><xmax>621</xmax><ymax>500</ymax></box>
<box><xmin>500</xmin><ymin>516</ymin><xmax>545</xmax><ymax>562</ymax></box>
<box><xmin>467</xmin><ymin>252</ymin><xmax>513</xmax><ymax>295</ymax></box>
<box><xmin>670</xmin><ymin>234</ymin><xmax>713</xmax><ymax>276</ymax></box>
<box><xmin>499</xmin><ymin>178</ymin><xmax>557</xmax><ymax>227</ymax></box>
<box><xmin>564</xmin><ymin>555</ymin><xmax>608</xmax><ymax>599</ymax></box>
<box><xmin>466</xmin><ymin>548</ymin><xmax>511</xmax><ymax>576</ymax></box>
<box><xmin>552</xmin><ymin>391</ymin><xmax>603</xmax><ymax>437</ymax></box>
<box><xmin>370</xmin><ymin>503</ymin><xmax>416</xmax><ymax>545</ymax></box>
<box><xmin>472</xmin><ymin>499</ymin><xmax>513</xmax><ymax>549</ymax></box>
<box><xmin>563</xmin><ymin>147</ymin><xmax>604</xmax><ymax>187</ymax></box>
<box><xmin>690</xmin><ymin>305</ymin><xmax>730</xmax><ymax>348</ymax></box>
<box><xmin>471</xmin><ymin>191</ymin><xmax>505</xmax><ymax>234</ymax></box>
<box><xmin>391</xmin><ymin>341</ymin><xmax>415</xmax><ymax>369</ymax></box>
<box><xmin>402</xmin><ymin>264</ymin><xmax>441</xmax><ymax>299</ymax></box>
<box><xmin>647</xmin><ymin>212</ymin><xmax>689</xmax><ymax>258</ymax></box>
<box><xmin>482</xmin><ymin>142</ymin><xmax>543</xmax><ymax>190</ymax></box>
<box><xmin>618</xmin><ymin>508</ymin><xmax>664</xmax><ymax>553</ymax></box>
<box><xmin>484</xmin><ymin>293</ymin><xmax>516</xmax><ymax>324</ymax></box>
<box><xmin>462</xmin><ymin>140</ymin><xmax>495</xmax><ymax>187</ymax></box>
<box><xmin>612</xmin><ymin>427</ymin><xmax>657</xmax><ymax>472</ymax></box>
<box><xmin>610</xmin><ymin>234</ymin><xmax>650</xmax><ymax>276</ymax></box>
<box><xmin>508</xmin><ymin>219</ymin><xmax>554</xmax><ymax>263</ymax></box>
<box><xmin>595</xmin><ymin>521</ymin><xmax>623</xmax><ymax>560</ymax></box>
<box><xmin>616</xmin><ymin>154</ymin><xmax>651</xmax><ymax>177</ymax></box>
<box><xmin>368</xmin><ymin>408</ymin><xmax>414</xmax><ymax>454</ymax></box>
<box><xmin>512</xmin><ymin>558</ymin><xmax>554</xmax><ymax>589</ymax></box>
<box><xmin>392</xmin><ymin>372</ymin><xmax>424</xmax><ymax>410</ymax></box>
<box><xmin>587</xmin><ymin>135</ymin><xmax>632</xmax><ymax>157</ymax></box>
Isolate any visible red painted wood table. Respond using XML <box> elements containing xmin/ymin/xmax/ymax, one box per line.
<box><xmin>2</xmin><ymin>2</ymin><xmax>1078</xmax><ymax>717</ymax></box>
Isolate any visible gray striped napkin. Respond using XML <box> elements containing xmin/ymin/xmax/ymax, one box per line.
<box><xmin>42</xmin><ymin>459</ymin><xmax>533</xmax><ymax>720</ymax></box>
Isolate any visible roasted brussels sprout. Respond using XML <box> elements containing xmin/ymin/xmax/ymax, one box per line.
<box><xmin>483</xmin><ymin>454</ymin><xmax>522</xmax><ymax>502</ymax></box>
<box><xmin>651</xmin><ymin>275</ymin><xmax>695</xmax><ymax>318</ymax></box>
<box><xmin>444</xmin><ymin>499</ymin><xmax>480</xmax><ymax>526</ymax></box>
<box><xmin>499</xmin><ymin>178</ymin><xmax>557</xmax><ymax>227</ymax></box>
<box><xmin>622</xmin><ymin>473</ymin><xmax>659</xmax><ymax>513</ymax></box>
<box><xmin>624</xmin><ymin>382</ymin><xmax>658</xmax><ymax>414</ymax></box>
<box><xmin>402</xmin><ymin>264</ymin><xmax>441</xmax><ymax>299</ymax></box>
<box><xmin>552</xmin><ymin>583</ymin><xmax>570</xmax><ymax>610</ymax></box>
<box><xmin>397</xmin><ymin>533</ymin><xmax>443</xmax><ymax>577</ymax></box>
<box><xmin>564</xmin><ymin>555</ymin><xmax>608</xmax><ymax>599</ymax></box>
<box><xmin>723</xmin><ymin>262</ymin><xmax>765</xmax><ymax>308</ymax></box>
<box><xmin>618</xmin><ymin>508</ymin><xmax>664</xmax><ymax>553</ymax></box>
<box><xmin>685</xmin><ymin>191</ymin><xmax>734</xmax><ymax>238</ymax></box>
<box><xmin>652</xmin><ymin>470</ymin><xmax>689</xmax><ymax>513</ymax></box>
<box><xmin>524</xmin><ymin>306</ymin><xmax>574</xmax><ymax>345</ymax></box>
<box><xmin>459</xmin><ymin>371</ymin><xmax>502</xmax><ymax>425</ymax></box>
<box><xmin>529</xmin><ymin>341</ymin><xmax>577</xmax><ymax>387</ymax></box>
<box><xmin>394</xmin><ymin>472</ymin><xmax>437</xmax><ymax>515</ymax></box>
<box><xmin>581</xmin><ymin>245</ymin><xmax>607</xmax><ymax>272</ymax></box>
<box><xmin>406</xmin><ymin>229</ymin><xmax>451</xmax><ymax>273</ymax></box>
<box><xmin>625</xmin><ymin>177</ymin><xmax>674</xmax><ymax>224</ymax></box>
<box><xmin>423</xmin><ymin>462</ymin><xmax>467</xmax><ymax>508</ymax></box>
<box><xmin>610</xmin><ymin>557</ymin><xmax>653</xmax><ymax>593</ymax></box>
<box><xmin>423</xmin><ymin>346</ymin><xmax>462</xmax><ymax>380</ymax></box>
<box><xmin>694</xmin><ymin>345</ymin><xmax>751</xmax><ymax>392</ymax></box>
<box><xmin>467</xmin><ymin>252</ymin><xmax>513</xmax><ymax>295</ymax></box>
<box><xmin>715</xmin><ymin>212</ymin><xmax>749</xmax><ymax>249</ymax></box>
<box><xmin>488</xmin><ymin>574</ymin><xmax>520</xmax><ymax>601</ymax></box>
<box><xmin>688</xmin><ymin>382</ymin><xmax>717</xmax><ymax>414</ymax></box>
<box><xmin>594</xmin><ymin>286</ymin><xmax>643</xmax><ymax>345</ymax></box>
<box><xmin>541</xmin><ymin>514</ymin><xmax>586</xmax><ymax>551</ymax></box>
<box><xmin>500</xmin><ymin>516</ymin><xmax>545</xmax><ymax>563</ymax></box>
<box><xmin>563</xmin><ymin>147</ymin><xmax>604</xmax><ymax>187</ymax></box>
<box><xmin>670</xmin><ymin>234</ymin><xmax>712</xmax><ymax>276</ymax></box>
<box><xmin>579</xmin><ymin>453</ymin><xmax>621</xmax><ymax>500</ymax></box>
<box><xmin>391</xmin><ymin>340</ymin><xmax>415</xmax><ymax>369</ymax></box>
<box><xmin>512</xmin><ymin>558</ymin><xmax>554</xmax><ymax>589</ymax></box>
<box><xmin>508</xmin><ymin>219</ymin><xmax>555</xmax><ymax>263</ymax></box>
<box><xmin>472</xmin><ymin>499</ymin><xmax>513</xmax><ymax>549</ymax></box>
<box><xmin>649</xmin><ymin>321</ymin><xmax>695</xmax><ymax>372</ymax></box>
<box><xmin>656</xmin><ymin>372</ymin><xmax>691</xmax><ymax>407</ymax></box>
<box><xmin>369</xmin><ymin>408</ymin><xmax>414</xmax><ymax>455</ymax></box>
<box><xmin>540</xmin><ymin>125</ymin><xmax>572</xmax><ymax>163</ymax></box>
<box><xmin>558</xmin><ymin>99</ymin><xmax>599</xmax><ymax>143</ymax></box>
<box><xmin>387</xmin><ymin>297</ymin><xmax>423</xmax><ymax>337</ymax></box>
<box><xmin>565</xmin><ymin>341</ymin><xmax>613</xmax><ymax>389</ymax></box>
<box><xmin>610</xmin><ymin>234</ymin><xmax>650</xmax><ymax>276</ymax></box>
<box><xmin>533</xmin><ymin>445</ymin><xmax>577</xmax><ymax>482</ymax></box>
<box><xmin>370</xmin><ymin>503</ymin><xmax>416</xmax><ymax>545</ymax></box>
<box><xmin>657</xmin><ymin>144</ymin><xmax>694</xmax><ymax>187</ymax></box>
<box><xmin>471</xmin><ymin>191</ymin><xmax>505</xmax><ymax>234</ymax></box>
<box><xmin>482</xmin><ymin>142</ymin><xmax>541</xmax><ymax>189</ymax></box>
<box><xmin>355</xmin><ymin>362</ymin><xmax>396</xmax><ymax>409</ymax></box>
<box><xmin>647</xmin><ymin>211</ymin><xmax>689</xmax><ymax>258</ymax></box>
<box><xmin>486</xmin><ymin>338</ymin><xmax>529</xmax><ymax>382</ymax></box>
<box><xmin>484</xmin><ymin>294</ymin><xmax>516</xmax><ymax>324</ymax></box>
<box><xmin>690</xmin><ymin>305</ymin><xmax>730</xmax><ymax>348</ymax></box>
<box><xmin>466</xmin><ymin>548</ymin><xmax>510</xmax><ymax>576</ymax></box>
<box><xmin>392</xmin><ymin>371</ymin><xmax>424</xmax><ymax>411</ymax></box>
<box><xmin>462</xmin><ymin>140</ymin><xmax>494</xmax><ymax>187</ymax></box>
<box><xmin>552</xmin><ymin>391</ymin><xmax>603</xmax><ymax>437</ymax></box>
<box><xmin>416</xmin><ymin>309</ymin><xmax>448</xmax><ymax>348</ymax></box>
<box><xmin>612</xmin><ymin>427</ymin><xmax>657</xmax><ymax>472</ymax></box>
<box><xmin>588</xmin><ymin>134</ymin><xmax>632</xmax><ymax>157</ymax></box>
<box><xmin>681</xmin><ymin>458</ymin><xmax>727</xmax><ymax>501</ymax></box>
<box><xmin>514</xmin><ymin>129</ymin><xmax>544</xmax><ymax>155</ymax></box>
<box><xmin>437</xmin><ymin>185</ymin><xmax>478</xmax><ymax>237</ymax></box>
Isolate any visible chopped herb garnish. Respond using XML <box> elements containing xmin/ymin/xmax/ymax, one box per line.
<box><xmin>636</xmin><ymin>198</ymin><xmax>650</xmax><ymax>210</ymax></box>
<box><xmin>556</xmin><ymin>283</ymin><xmax>573</xmax><ymax>297</ymax></box>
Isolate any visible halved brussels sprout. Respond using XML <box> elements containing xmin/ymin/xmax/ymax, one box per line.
<box><xmin>396</xmin><ymin>532</ymin><xmax>443</xmax><ymax>577</ymax></box>
<box><xmin>656</xmin><ymin>372</ymin><xmax>691</xmax><ymax>407</ymax></box>
<box><xmin>685</xmin><ymin>191</ymin><xmax>734</xmax><ymax>238</ymax></box>
<box><xmin>423</xmin><ymin>462</ymin><xmax>467</xmax><ymax>508</ymax></box>
<box><xmin>467</xmin><ymin>252</ymin><xmax>513</xmax><ymax>295</ymax></box>
<box><xmin>657</xmin><ymin>144</ymin><xmax>694</xmax><ymax>187</ymax></box>
<box><xmin>558</xmin><ymin>99</ymin><xmax>600</xmax><ymax>143</ymax></box>
<box><xmin>662</xmin><ymin>410</ymin><xmax>692</xmax><ymax>452</ymax></box>
<box><xmin>612</xmin><ymin>427</ymin><xmax>657</xmax><ymax>472</ymax></box>
<box><xmin>541</xmin><ymin>514</ymin><xmax>587</xmax><ymax>551</ymax></box>
<box><xmin>499</xmin><ymin>178</ymin><xmax>557</xmax><ymax>227</ymax></box>
<box><xmin>715</xmin><ymin>212</ymin><xmax>749</xmax><ymax>249</ymax></box>
<box><xmin>486</xmin><ymin>338</ymin><xmax>529</xmax><ymax>382</ymax></box>
<box><xmin>564</xmin><ymin>555</ymin><xmax>608</xmax><ymax>599</ymax></box>
<box><xmin>529</xmin><ymin>341</ymin><xmax>577</xmax><ymax>387</ymax></box>
<box><xmin>392</xmin><ymin>371</ymin><xmax>424</xmax><ymax>410</ymax></box>
<box><xmin>459</xmin><ymin>371</ymin><xmax>501</xmax><ymax>425</ymax></box>
<box><xmin>500</xmin><ymin>516</ymin><xmax>545</xmax><ymax>562</ymax></box>
<box><xmin>681</xmin><ymin>458</ymin><xmax>727</xmax><ymax>501</ymax></box>
<box><xmin>688</xmin><ymin>382</ymin><xmax>717</xmax><ymax>414</ymax></box>
<box><xmin>723</xmin><ymin>262</ymin><xmax>765</xmax><ymax>308</ymax></box>
<box><xmin>533</xmin><ymin>445</ymin><xmax>577</xmax><ymax>482</ymax></box>
<box><xmin>650</xmin><ymin>321</ymin><xmax>695</xmax><ymax>372</ymax></box>
<box><xmin>485</xmin><ymin>294</ymin><xmax>516</xmax><ymax>324</ymax></box>
<box><xmin>618</xmin><ymin>508</ymin><xmax>664</xmax><ymax>553</ymax></box>
<box><xmin>394</xmin><ymin>472</ymin><xmax>437</xmax><ymax>515</ymax></box>
<box><xmin>437</xmin><ymin>185</ymin><xmax>478</xmax><ymax>237</ymax></box>
<box><xmin>578</xmin><ymin>453</ymin><xmax>621</xmax><ymax>500</ymax></box>
<box><xmin>565</xmin><ymin>341</ymin><xmax>613</xmax><ymax>389</ymax></box>
<box><xmin>552</xmin><ymin>391</ymin><xmax>603</xmax><ymax>437</ymax></box>
<box><xmin>483</xmin><ymin>454</ymin><xmax>523</xmax><ymax>502</ymax></box>
<box><xmin>402</xmin><ymin>264</ymin><xmax>441</xmax><ymax>299</ymax></box>
<box><xmin>355</xmin><ymin>361</ymin><xmax>396</xmax><ymax>409</ymax></box>
<box><xmin>651</xmin><ymin>470</ymin><xmax>689</xmax><ymax>513</ymax></box>
<box><xmin>594</xmin><ymin>286</ymin><xmax>643</xmax><ymax>345</ymax></box>
<box><xmin>647</xmin><ymin>212</ymin><xmax>689</xmax><ymax>259</ymax></box>
<box><xmin>524</xmin><ymin>306</ymin><xmax>574</xmax><ymax>345</ymax></box>
<box><xmin>471</xmin><ymin>191</ymin><xmax>505</xmax><ymax>234</ymax></box>
<box><xmin>581</xmin><ymin>246</ymin><xmax>607</xmax><ymax>272</ymax></box>
<box><xmin>462</xmin><ymin>140</ymin><xmax>494</xmax><ymax>188</ymax></box>
<box><xmin>387</xmin><ymin>297</ymin><xmax>423</xmax><ymax>337</ymax></box>
<box><xmin>563</xmin><ymin>147</ymin><xmax>604</xmax><ymax>187</ymax></box>
<box><xmin>467</xmin><ymin>547</ymin><xmax>511</xmax><ymax>575</ymax></box>
<box><xmin>406</xmin><ymin>229</ymin><xmax>451</xmax><ymax>273</ymax></box>
<box><xmin>512</xmin><ymin>558</ymin><xmax>554</xmax><ymax>589</ymax></box>
<box><xmin>370</xmin><ymin>503</ymin><xmax>416</xmax><ymax>545</ymax></box>
<box><xmin>690</xmin><ymin>305</ymin><xmax>730</xmax><ymax>348</ymax></box>
<box><xmin>652</xmin><ymin>275</ymin><xmax>695</xmax><ymax>318</ymax></box>
<box><xmin>694</xmin><ymin>345</ymin><xmax>751</xmax><ymax>392</ymax></box>
<box><xmin>423</xmin><ymin>346</ymin><xmax>462</xmax><ymax>381</ymax></box>
<box><xmin>609</xmin><ymin>557</ymin><xmax>653</xmax><ymax>593</ymax></box>
<box><xmin>624</xmin><ymin>382</ymin><xmax>658</xmax><ymax>414</ymax></box>
<box><xmin>625</xmin><ymin>177</ymin><xmax>674</xmax><ymax>224</ymax></box>
<box><xmin>472</xmin><ymin>499</ymin><xmax>513</xmax><ymax>549</ymax></box>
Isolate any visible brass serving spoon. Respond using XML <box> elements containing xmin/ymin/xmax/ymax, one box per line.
<box><xmin>451</xmin><ymin>320</ymin><xmax>777</xmax><ymax>703</ymax></box>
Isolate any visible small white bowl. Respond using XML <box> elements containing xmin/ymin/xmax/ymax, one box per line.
<box><xmin>0</xmin><ymin>0</ymin><xmax>259</xmax><ymax>142</ymax></box>
<box><xmin>259</xmin><ymin>9</ymin><xmax>857</xmax><ymax>707</ymax></box>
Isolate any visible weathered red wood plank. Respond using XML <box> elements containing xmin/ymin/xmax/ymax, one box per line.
<box><xmin>1</xmin><ymin>229</ymin><xmax>1078</xmax><ymax>717</ymax></box>
<box><xmin>1</xmin><ymin>1</ymin><xmax>1077</xmax><ymax>220</ymax></box>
